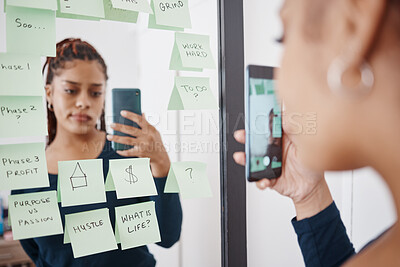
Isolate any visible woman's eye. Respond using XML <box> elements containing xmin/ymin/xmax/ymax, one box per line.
<box><xmin>92</xmin><ymin>91</ymin><xmax>103</xmax><ymax>97</ymax></box>
<box><xmin>64</xmin><ymin>89</ymin><xmax>76</xmax><ymax>94</ymax></box>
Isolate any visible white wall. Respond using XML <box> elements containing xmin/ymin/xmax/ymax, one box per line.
<box><xmin>0</xmin><ymin>1</ymin><xmax>221</xmax><ymax>266</ymax></box>
<box><xmin>244</xmin><ymin>0</ymin><xmax>397</xmax><ymax>266</ymax></box>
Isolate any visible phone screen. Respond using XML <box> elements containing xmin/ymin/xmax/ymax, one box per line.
<box><xmin>246</xmin><ymin>66</ymin><xmax>282</xmax><ymax>181</ymax></box>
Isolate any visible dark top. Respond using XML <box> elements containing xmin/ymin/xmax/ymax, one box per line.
<box><xmin>12</xmin><ymin>139</ymin><xmax>183</xmax><ymax>267</ymax></box>
<box><xmin>292</xmin><ymin>201</ymin><xmax>390</xmax><ymax>267</ymax></box>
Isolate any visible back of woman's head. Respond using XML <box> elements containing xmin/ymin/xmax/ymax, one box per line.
<box><xmin>43</xmin><ymin>38</ymin><xmax>108</xmax><ymax>145</ymax></box>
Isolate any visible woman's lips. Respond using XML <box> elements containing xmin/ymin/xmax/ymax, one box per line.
<box><xmin>70</xmin><ymin>114</ymin><xmax>92</xmax><ymax>122</ymax></box>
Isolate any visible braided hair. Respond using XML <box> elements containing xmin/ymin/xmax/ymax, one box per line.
<box><xmin>43</xmin><ymin>38</ymin><xmax>108</xmax><ymax>145</ymax></box>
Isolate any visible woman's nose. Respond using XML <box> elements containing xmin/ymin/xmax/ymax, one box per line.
<box><xmin>75</xmin><ymin>93</ymin><xmax>90</xmax><ymax>109</ymax></box>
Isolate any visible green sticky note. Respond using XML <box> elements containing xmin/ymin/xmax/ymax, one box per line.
<box><xmin>115</xmin><ymin>201</ymin><xmax>160</xmax><ymax>250</ymax></box>
<box><xmin>56</xmin><ymin>0</ymin><xmax>101</xmax><ymax>21</ymax></box>
<box><xmin>57</xmin><ymin>177</ymin><xmax>61</xmax><ymax>202</ymax></box>
<box><xmin>59</xmin><ymin>0</ymin><xmax>105</xmax><ymax>18</ymax></box>
<box><xmin>148</xmin><ymin>0</ymin><xmax>183</xmax><ymax>31</ymax></box>
<box><xmin>169</xmin><ymin>32</ymin><xmax>216</xmax><ymax>71</ymax></box>
<box><xmin>103</xmin><ymin>0</ymin><xmax>138</xmax><ymax>23</ymax></box>
<box><xmin>255</xmin><ymin>84</ymin><xmax>264</xmax><ymax>95</ymax></box>
<box><xmin>272</xmin><ymin>116</ymin><xmax>282</xmax><ymax>138</ymax></box>
<box><xmin>104</xmin><ymin>170</ymin><xmax>116</xmax><ymax>191</ymax></box>
<box><xmin>8</xmin><ymin>191</ymin><xmax>63</xmax><ymax>240</ymax></box>
<box><xmin>153</xmin><ymin>0</ymin><xmax>191</xmax><ymax>28</ymax></box>
<box><xmin>168</xmin><ymin>76</ymin><xmax>218</xmax><ymax>110</ymax></box>
<box><xmin>0</xmin><ymin>96</ymin><xmax>47</xmax><ymax>138</ymax></box>
<box><xmin>64</xmin><ymin>225</ymin><xmax>70</xmax><ymax>244</ymax></box>
<box><xmin>110</xmin><ymin>0</ymin><xmax>153</xmax><ymax>13</ymax></box>
<box><xmin>6</xmin><ymin>6</ymin><xmax>56</xmax><ymax>57</ymax></box>
<box><xmin>58</xmin><ymin>159</ymin><xmax>107</xmax><ymax>207</ymax></box>
<box><xmin>271</xmin><ymin>161</ymin><xmax>282</xmax><ymax>169</ymax></box>
<box><xmin>108</xmin><ymin>158</ymin><xmax>157</xmax><ymax>199</ymax></box>
<box><xmin>7</xmin><ymin>0</ymin><xmax>57</xmax><ymax>10</ymax></box>
<box><xmin>164</xmin><ymin>161</ymin><xmax>212</xmax><ymax>200</ymax></box>
<box><xmin>0</xmin><ymin>53</ymin><xmax>43</xmax><ymax>96</ymax></box>
<box><xmin>250</xmin><ymin>157</ymin><xmax>266</xmax><ymax>172</ymax></box>
<box><xmin>0</xmin><ymin>143</ymin><xmax>49</xmax><ymax>190</ymax></box>
<box><xmin>65</xmin><ymin>208</ymin><xmax>118</xmax><ymax>258</ymax></box>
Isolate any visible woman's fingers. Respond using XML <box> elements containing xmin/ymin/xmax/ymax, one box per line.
<box><xmin>120</xmin><ymin>110</ymin><xmax>147</xmax><ymax>129</ymax></box>
<box><xmin>233</xmin><ymin>129</ymin><xmax>246</xmax><ymax>144</ymax></box>
<box><xmin>106</xmin><ymin>134</ymin><xmax>140</xmax><ymax>147</ymax></box>
<box><xmin>111</xmin><ymin>123</ymin><xmax>142</xmax><ymax>137</ymax></box>
<box><xmin>256</xmin><ymin>178</ymin><xmax>276</xmax><ymax>190</ymax></box>
<box><xmin>233</xmin><ymin>151</ymin><xmax>245</xmax><ymax>166</ymax></box>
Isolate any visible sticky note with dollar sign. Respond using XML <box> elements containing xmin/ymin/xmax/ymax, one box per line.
<box><xmin>105</xmin><ymin>158</ymin><xmax>158</xmax><ymax>199</ymax></box>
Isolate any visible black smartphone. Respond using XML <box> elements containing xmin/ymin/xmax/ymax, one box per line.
<box><xmin>245</xmin><ymin>65</ymin><xmax>283</xmax><ymax>181</ymax></box>
<box><xmin>112</xmin><ymin>88</ymin><xmax>142</xmax><ymax>151</ymax></box>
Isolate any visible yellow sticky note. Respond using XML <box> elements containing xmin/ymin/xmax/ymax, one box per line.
<box><xmin>168</xmin><ymin>76</ymin><xmax>218</xmax><ymax>110</ymax></box>
<box><xmin>164</xmin><ymin>161</ymin><xmax>212</xmax><ymax>199</ymax></box>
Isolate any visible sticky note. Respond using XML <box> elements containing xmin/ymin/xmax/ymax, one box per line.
<box><xmin>9</xmin><ymin>191</ymin><xmax>63</xmax><ymax>240</ymax></box>
<box><xmin>168</xmin><ymin>76</ymin><xmax>218</xmax><ymax>110</ymax></box>
<box><xmin>59</xmin><ymin>0</ymin><xmax>105</xmax><ymax>18</ymax></box>
<box><xmin>0</xmin><ymin>53</ymin><xmax>43</xmax><ymax>96</ymax></box>
<box><xmin>103</xmin><ymin>0</ymin><xmax>139</xmax><ymax>23</ymax></box>
<box><xmin>6</xmin><ymin>6</ymin><xmax>56</xmax><ymax>57</ymax></box>
<box><xmin>271</xmin><ymin>161</ymin><xmax>282</xmax><ymax>169</ymax></box>
<box><xmin>105</xmin><ymin>158</ymin><xmax>157</xmax><ymax>199</ymax></box>
<box><xmin>164</xmin><ymin>161</ymin><xmax>212</xmax><ymax>199</ymax></box>
<box><xmin>56</xmin><ymin>0</ymin><xmax>100</xmax><ymax>21</ymax></box>
<box><xmin>148</xmin><ymin>0</ymin><xmax>183</xmax><ymax>31</ymax></box>
<box><xmin>151</xmin><ymin>0</ymin><xmax>190</xmax><ymax>28</ymax></box>
<box><xmin>0</xmin><ymin>143</ymin><xmax>49</xmax><ymax>190</ymax></box>
<box><xmin>6</xmin><ymin>0</ymin><xmax>57</xmax><ymax>10</ymax></box>
<box><xmin>110</xmin><ymin>0</ymin><xmax>153</xmax><ymax>14</ymax></box>
<box><xmin>64</xmin><ymin>208</ymin><xmax>117</xmax><ymax>258</ymax></box>
<box><xmin>0</xmin><ymin>96</ymin><xmax>47</xmax><ymax>138</ymax></box>
<box><xmin>272</xmin><ymin>116</ymin><xmax>282</xmax><ymax>138</ymax></box>
<box><xmin>115</xmin><ymin>201</ymin><xmax>160</xmax><ymax>249</ymax></box>
<box><xmin>169</xmin><ymin>32</ymin><xmax>216</xmax><ymax>71</ymax></box>
<box><xmin>58</xmin><ymin>159</ymin><xmax>107</xmax><ymax>207</ymax></box>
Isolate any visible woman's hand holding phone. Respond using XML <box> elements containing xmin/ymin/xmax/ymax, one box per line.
<box><xmin>233</xmin><ymin>129</ymin><xmax>333</xmax><ymax>220</ymax></box>
<box><xmin>107</xmin><ymin>110</ymin><xmax>171</xmax><ymax>178</ymax></box>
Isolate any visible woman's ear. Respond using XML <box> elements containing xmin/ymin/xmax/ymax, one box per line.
<box><xmin>340</xmin><ymin>0</ymin><xmax>387</xmax><ymax>68</ymax></box>
<box><xmin>45</xmin><ymin>84</ymin><xmax>52</xmax><ymax>104</ymax></box>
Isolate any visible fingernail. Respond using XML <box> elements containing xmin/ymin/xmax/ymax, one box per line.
<box><xmin>106</xmin><ymin>135</ymin><xmax>112</xmax><ymax>140</ymax></box>
<box><xmin>120</xmin><ymin>110</ymin><xmax>126</xmax><ymax>116</ymax></box>
<box><xmin>261</xmin><ymin>181</ymin><xmax>268</xmax><ymax>188</ymax></box>
<box><xmin>110</xmin><ymin>123</ymin><xmax>116</xmax><ymax>128</ymax></box>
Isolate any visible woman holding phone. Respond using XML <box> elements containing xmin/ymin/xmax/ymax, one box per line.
<box><xmin>235</xmin><ymin>0</ymin><xmax>400</xmax><ymax>266</ymax></box>
<box><xmin>13</xmin><ymin>38</ymin><xmax>182</xmax><ymax>267</ymax></box>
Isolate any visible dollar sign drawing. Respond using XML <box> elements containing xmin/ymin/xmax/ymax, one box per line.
<box><xmin>185</xmin><ymin>167</ymin><xmax>194</xmax><ymax>183</ymax></box>
<box><xmin>125</xmin><ymin>165</ymin><xmax>138</xmax><ymax>184</ymax></box>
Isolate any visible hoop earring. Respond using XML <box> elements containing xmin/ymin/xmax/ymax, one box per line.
<box><xmin>47</xmin><ymin>103</ymin><xmax>54</xmax><ymax>112</ymax></box>
<box><xmin>327</xmin><ymin>58</ymin><xmax>374</xmax><ymax>97</ymax></box>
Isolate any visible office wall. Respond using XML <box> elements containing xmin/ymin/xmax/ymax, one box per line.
<box><xmin>244</xmin><ymin>0</ymin><xmax>397</xmax><ymax>266</ymax></box>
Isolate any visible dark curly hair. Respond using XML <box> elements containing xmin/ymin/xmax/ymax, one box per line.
<box><xmin>42</xmin><ymin>38</ymin><xmax>108</xmax><ymax>145</ymax></box>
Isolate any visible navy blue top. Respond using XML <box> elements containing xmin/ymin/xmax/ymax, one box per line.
<box><xmin>12</xmin><ymin>139</ymin><xmax>183</xmax><ymax>267</ymax></box>
<box><xmin>292</xmin><ymin>201</ymin><xmax>390</xmax><ymax>267</ymax></box>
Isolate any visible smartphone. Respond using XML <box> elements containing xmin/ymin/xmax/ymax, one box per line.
<box><xmin>112</xmin><ymin>88</ymin><xmax>142</xmax><ymax>151</ymax></box>
<box><xmin>245</xmin><ymin>65</ymin><xmax>282</xmax><ymax>181</ymax></box>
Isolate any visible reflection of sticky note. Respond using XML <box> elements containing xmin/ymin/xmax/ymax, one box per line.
<box><xmin>58</xmin><ymin>159</ymin><xmax>106</xmax><ymax>207</ymax></box>
<box><xmin>64</xmin><ymin>208</ymin><xmax>117</xmax><ymax>258</ymax></box>
<box><xmin>0</xmin><ymin>96</ymin><xmax>47</xmax><ymax>138</ymax></box>
<box><xmin>103</xmin><ymin>0</ymin><xmax>139</xmax><ymax>23</ymax></box>
<box><xmin>59</xmin><ymin>0</ymin><xmax>105</xmax><ymax>18</ymax></box>
<box><xmin>0</xmin><ymin>53</ymin><xmax>43</xmax><ymax>96</ymax></box>
<box><xmin>271</xmin><ymin>161</ymin><xmax>282</xmax><ymax>169</ymax></box>
<box><xmin>0</xmin><ymin>143</ymin><xmax>49</xmax><ymax>190</ymax></box>
<box><xmin>148</xmin><ymin>0</ymin><xmax>183</xmax><ymax>31</ymax></box>
<box><xmin>168</xmin><ymin>76</ymin><xmax>218</xmax><ymax>110</ymax></box>
<box><xmin>6</xmin><ymin>6</ymin><xmax>56</xmax><ymax>57</ymax></box>
<box><xmin>152</xmin><ymin>0</ymin><xmax>191</xmax><ymax>28</ymax></box>
<box><xmin>250</xmin><ymin>157</ymin><xmax>266</xmax><ymax>172</ymax></box>
<box><xmin>56</xmin><ymin>0</ymin><xmax>100</xmax><ymax>20</ymax></box>
<box><xmin>169</xmin><ymin>32</ymin><xmax>216</xmax><ymax>71</ymax></box>
<box><xmin>110</xmin><ymin>0</ymin><xmax>153</xmax><ymax>13</ymax></box>
<box><xmin>105</xmin><ymin>158</ymin><xmax>157</xmax><ymax>199</ymax></box>
<box><xmin>7</xmin><ymin>0</ymin><xmax>57</xmax><ymax>10</ymax></box>
<box><xmin>255</xmin><ymin>84</ymin><xmax>264</xmax><ymax>95</ymax></box>
<box><xmin>165</xmin><ymin>161</ymin><xmax>212</xmax><ymax>199</ymax></box>
<box><xmin>9</xmin><ymin>191</ymin><xmax>63</xmax><ymax>240</ymax></box>
<box><xmin>115</xmin><ymin>201</ymin><xmax>160</xmax><ymax>250</ymax></box>
<box><xmin>272</xmin><ymin>116</ymin><xmax>282</xmax><ymax>138</ymax></box>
